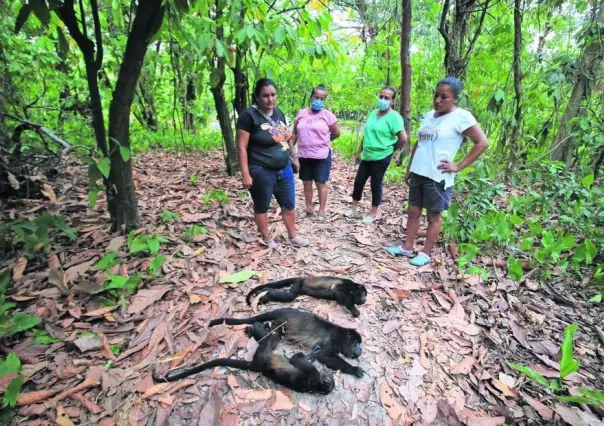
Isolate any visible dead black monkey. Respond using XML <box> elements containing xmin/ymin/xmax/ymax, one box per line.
<box><xmin>152</xmin><ymin>322</ymin><xmax>335</xmax><ymax>394</ymax></box>
<box><xmin>246</xmin><ymin>276</ymin><xmax>367</xmax><ymax>317</ymax></box>
<box><xmin>209</xmin><ymin>308</ymin><xmax>364</xmax><ymax>378</ymax></box>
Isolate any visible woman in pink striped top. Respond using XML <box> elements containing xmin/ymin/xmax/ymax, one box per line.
<box><xmin>293</xmin><ymin>85</ymin><xmax>341</xmax><ymax>217</ymax></box>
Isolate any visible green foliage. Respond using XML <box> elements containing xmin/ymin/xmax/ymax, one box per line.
<box><xmin>103</xmin><ymin>274</ymin><xmax>141</xmax><ymax>294</ymax></box>
<box><xmin>0</xmin><ymin>271</ymin><xmax>40</xmax><ymax>338</ymax></box>
<box><xmin>32</xmin><ymin>329</ymin><xmax>60</xmax><ymax>345</ymax></box>
<box><xmin>160</xmin><ymin>210</ymin><xmax>181</xmax><ymax>223</ymax></box>
<box><xmin>128</xmin><ymin>232</ymin><xmax>167</xmax><ymax>256</ymax></box>
<box><xmin>0</xmin><ymin>353</ymin><xmax>23</xmax><ymax>408</ymax></box>
<box><xmin>184</xmin><ymin>225</ymin><xmax>208</xmax><ymax>242</ymax></box>
<box><xmin>219</xmin><ymin>269</ymin><xmax>257</xmax><ymax>284</ymax></box>
<box><xmin>203</xmin><ymin>189</ymin><xmax>229</xmax><ymax>205</ymax></box>
<box><xmin>509</xmin><ymin>324</ymin><xmax>604</xmax><ymax>408</ymax></box>
<box><xmin>93</xmin><ymin>252</ymin><xmax>120</xmax><ymax>271</ymax></box>
<box><xmin>1</xmin><ymin>213</ymin><xmax>76</xmax><ymax>259</ymax></box>
<box><xmin>189</xmin><ymin>175</ymin><xmax>199</xmax><ymax>185</ymax></box>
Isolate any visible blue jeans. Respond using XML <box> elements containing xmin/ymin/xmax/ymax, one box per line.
<box><xmin>352</xmin><ymin>155</ymin><xmax>392</xmax><ymax>207</ymax></box>
<box><xmin>248</xmin><ymin>163</ymin><xmax>295</xmax><ymax>214</ymax></box>
<box><xmin>299</xmin><ymin>150</ymin><xmax>332</xmax><ymax>183</ymax></box>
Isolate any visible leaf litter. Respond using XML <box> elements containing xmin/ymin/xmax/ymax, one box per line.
<box><xmin>0</xmin><ymin>151</ymin><xmax>602</xmax><ymax>425</ymax></box>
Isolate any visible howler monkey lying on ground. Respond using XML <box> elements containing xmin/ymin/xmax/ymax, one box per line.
<box><xmin>209</xmin><ymin>308</ymin><xmax>364</xmax><ymax>378</ymax></box>
<box><xmin>152</xmin><ymin>322</ymin><xmax>335</xmax><ymax>394</ymax></box>
<box><xmin>246</xmin><ymin>276</ymin><xmax>367</xmax><ymax>317</ymax></box>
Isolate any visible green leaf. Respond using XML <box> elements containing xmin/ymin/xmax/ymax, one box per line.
<box><xmin>124</xmin><ymin>275</ymin><xmax>141</xmax><ymax>294</ymax></box>
<box><xmin>14</xmin><ymin>4</ymin><xmax>33</xmax><ymax>34</ymax></box>
<box><xmin>494</xmin><ymin>89</ymin><xmax>505</xmax><ymax>102</ymax></box>
<box><xmin>56</xmin><ymin>27</ymin><xmax>69</xmax><ymax>61</ymax></box>
<box><xmin>558</xmin><ymin>234</ymin><xmax>575</xmax><ymax>252</ymax></box>
<box><xmin>147</xmin><ymin>237</ymin><xmax>161</xmax><ymax>255</ymax></box>
<box><xmin>560</xmin><ymin>323</ymin><xmax>581</xmax><ymax>379</ymax></box>
<box><xmin>32</xmin><ymin>329</ymin><xmax>60</xmax><ymax>345</ymax></box>
<box><xmin>581</xmin><ymin>173</ymin><xmax>594</xmax><ymax>188</ymax></box>
<box><xmin>219</xmin><ymin>269</ymin><xmax>256</xmax><ymax>284</ymax></box>
<box><xmin>129</xmin><ymin>238</ymin><xmax>148</xmax><ymax>254</ymax></box>
<box><xmin>0</xmin><ymin>270</ymin><xmax>10</xmax><ymax>293</ymax></box>
<box><xmin>584</xmin><ymin>240</ymin><xmax>596</xmax><ymax>264</ymax></box>
<box><xmin>509</xmin><ymin>214</ymin><xmax>524</xmax><ymax>225</ymax></box>
<box><xmin>93</xmin><ymin>252</ymin><xmax>119</xmax><ymax>271</ymax></box>
<box><xmin>97</xmin><ymin>158</ymin><xmax>111</xmax><ymax>178</ymax></box>
<box><xmin>88</xmin><ymin>189</ymin><xmax>99</xmax><ymax>209</ymax></box>
<box><xmin>31</xmin><ymin>0</ymin><xmax>50</xmax><ymax>26</ymax></box>
<box><xmin>0</xmin><ymin>353</ymin><xmax>21</xmax><ymax>377</ymax></box>
<box><xmin>508</xmin><ymin>362</ymin><xmax>549</xmax><ymax>387</ymax></box>
<box><xmin>119</xmin><ymin>147</ymin><xmax>131</xmax><ymax>162</ymax></box>
<box><xmin>2</xmin><ymin>375</ymin><xmax>23</xmax><ymax>408</ymax></box>
<box><xmin>275</xmin><ymin>25</ymin><xmax>287</xmax><ymax>44</ymax></box>
<box><xmin>588</xmin><ymin>294</ymin><xmax>602</xmax><ymax>302</ymax></box>
<box><xmin>149</xmin><ymin>256</ymin><xmax>166</xmax><ymax>275</ymax></box>
<box><xmin>7</xmin><ymin>313</ymin><xmax>40</xmax><ymax>334</ymax></box>
<box><xmin>104</xmin><ymin>275</ymin><xmax>128</xmax><ymax>290</ymax></box>
<box><xmin>88</xmin><ymin>163</ymin><xmax>102</xmax><ymax>184</ymax></box>
<box><xmin>577</xmin><ymin>388</ymin><xmax>604</xmax><ymax>403</ymax></box>
<box><xmin>507</xmin><ymin>256</ymin><xmax>523</xmax><ymax>281</ymax></box>
<box><xmin>558</xmin><ymin>395</ymin><xmax>600</xmax><ymax>405</ymax></box>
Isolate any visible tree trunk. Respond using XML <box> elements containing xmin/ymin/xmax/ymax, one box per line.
<box><xmin>107</xmin><ymin>0</ymin><xmax>165</xmax><ymax>231</ymax></box>
<box><xmin>439</xmin><ymin>0</ymin><xmax>489</xmax><ymax>80</ymax></box>
<box><xmin>184</xmin><ymin>76</ymin><xmax>196</xmax><ymax>131</ymax></box>
<box><xmin>211</xmin><ymin>0</ymin><xmax>239</xmax><ymax>175</ymax></box>
<box><xmin>550</xmin><ymin>2</ymin><xmax>603</xmax><ymax>164</ymax></box>
<box><xmin>400</xmin><ymin>0</ymin><xmax>412</xmax><ymax>146</ymax></box>
<box><xmin>232</xmin><ymin>46</ymin><xmax>249</xmax><ymax>115</ymax></box>
<box><xmin>509</xmin><ymin>0</ymin><xmax>523</xmax><ymax>163</ymax></box>
<box><xmin>136</xmin><ymin>74</ymin><xmax>158</xmax><ymax>131</ymax></box>
<box><xmin>57</xmin><ymin>0</ymin><xmax>107</xmax><ymax>156</ymax></box>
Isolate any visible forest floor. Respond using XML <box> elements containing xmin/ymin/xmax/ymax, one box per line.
<box><xmin>3</xmin><ymin>150</ymin><xmax>603</xmax><ymax>426</ymax></box>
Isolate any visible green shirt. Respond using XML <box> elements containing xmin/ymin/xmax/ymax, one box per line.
<box><xmin>361</xmin><ymin>109</ymin><xmax>404</xmax><ymax>161</ymax></box>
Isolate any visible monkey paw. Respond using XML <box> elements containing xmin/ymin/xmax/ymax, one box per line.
<box><xmin>352</xmin><ymin>367</ymin><xmax>365</xmax><ymax>378</ymax></box>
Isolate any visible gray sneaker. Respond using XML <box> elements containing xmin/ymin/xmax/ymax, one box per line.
<box><xmin>289</xmin><ymin>236</ymin><xmax>310</xmax><ymax>247</ymax></box>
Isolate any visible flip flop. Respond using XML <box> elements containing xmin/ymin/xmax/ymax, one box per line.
<box><xmin>387</xmin><ymin>246</ymin><xmax>415</xmax><ymax>257</ymax></box>
<box><xmin>410</xmin><ymin>252</ymin><xmax>431</xmax><ymax>267</ymax></box>
<box><xmin>264</xmin><ymin>239</ymin><xmax>278</xmax><ymax>249</ymax></box>
<box><xmin>362</xmin><ymin>215</ymin><xmax>377</xmax><ymax>224</ymax></box>
<box><xmin>344</xmin><ymin>209</ymin><xmax>357</xmax><ymax>218</ymax></box>
<box><xmin>289</xmin><ymin>236</ymin><xmax>310</xmax><ymax>247</ymax></box>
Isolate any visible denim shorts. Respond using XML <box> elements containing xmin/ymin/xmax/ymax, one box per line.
<box><xmin>299</xmin><ymin>150</ymin><xmax>332</xmax><ymax>183</ymax></box>
<box><xmin>408</xmin><ymin>173</ymin><xmax>453</xmax><ymax>212</ymax></box>
<box><xmin>248</xmin><ymin>163</ymin><xmax>295</xmax><ymax>214</ymax></box>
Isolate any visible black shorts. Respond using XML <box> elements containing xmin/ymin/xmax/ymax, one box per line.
<box><xmin>408</xmin><ymin>173</ymin><xmax>453</xmax><ymax>212</ymax></box>
<box><xmin>298</xmin><ymin>150</ymin><xmax>332</xmax><ymax>183</ymax></box>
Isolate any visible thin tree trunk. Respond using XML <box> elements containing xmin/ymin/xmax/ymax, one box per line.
<box><xmin>137</xmin><ymin>74</ymin><xmax>158</xmax><ymax>131</ymax></box>
<box><xmin>550</xmin><ymin>1</ymin><xmax>603</xmax><ymax>164</ymax></box>
<box><xmin>107</xmin><ymin>0</ymin><xmax>165</xmax><ymax>231</ymax></box>
<box><xmin>232</xmin><ymin>46</ymin><xmax>249</xmax><ymax>115</ymax></box>
<box><xmin>184</xmin><ymin>76</ymin><xmax>196</xmax><ymax>131</ymax></box>
<box><xmin>211</xmin><ymin>0</ymin><xmax>238</xmax><ymax>175</ymax></box>
<box><xmin>509</xmin><ymin>0</ymin><xmax>523</xmax><ymax>163</ymax></box>
<box><xmin>400</xmin><ymin>0</ymin><xmax>412</xmax><ymax>144</ymax></box>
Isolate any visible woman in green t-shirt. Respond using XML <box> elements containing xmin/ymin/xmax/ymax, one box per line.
<box><xmin>345</xmin><ymin>87</ymin><xmax>408</xmax><ymax>223</ymax></box>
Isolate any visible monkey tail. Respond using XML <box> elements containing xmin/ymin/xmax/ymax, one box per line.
<box><xmin>209</xmin><ymin>308</ymin><xmax>293</xmax><ymax>327</ymax></box>
<box><xmin>245</xmin><ymin>277</ymin><xmax>302</xmax><ymax>305</ymax></box>
<box><xmin>152</xmin><ymin>358</ymin><xmax>256</xmax><ymax>382</ymax></box>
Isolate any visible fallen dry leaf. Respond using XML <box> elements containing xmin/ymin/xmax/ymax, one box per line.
<box><xmin>13</xmin><ymin>256</ymin><xmax>27</xmax><ymax>280</ymax></box>
<box><xmin>82</xmin><ymin>306</ymin><xmax>116</xmax><ymax>317</ymax></box>
<box><xmin>450</xmin><ymin>356</ymin><xmax>475</xmax><ymax>374</ymax></box>
<box><xmin>127</xmin><ymin>285</ymin><xmax>171</xmax><ymax>314</ymax></box>
<box><xmin>382</xmin><ymin>319</ymin><xmax>399</xmax><ymax>334</ymax></box>
<box><xmin>553</xmin><ymin>403</ymin><xmax>589</xmax><ymax>426</ymax></box>
<box><xmin>379</xmin><ymin>381</ymin><xmax>407</xmax><ymax>423</ymax></box>
<box><xmin>419</xmin><ymin>332</ymin><xmax>430</xmax><ymax>369</ymax></box>
<box><xmin>107</xmin><ymin>236</ymin><xmax>125</xmax><ymax>252</ymax></box>
<box><xmin>354</xmin><ymin>234</ymin><xmax>373</xmax><ymax>246</ymax></box>
<box><xmin>448</xmin><ymin>301</ymin><xmax>466</xmax><ymax>320</ymax></box>
<box><xmin>41</xmin><ymin>183</ymin><xmax>57</xmax><ymax>202</ymax></box>
<box><xmin>269</xmin><ymin>391</ymin><xmax>295</xmax><ymax>411</ymax></box>
<box><xmin>520</xmin><ymin>392</ymin><xmax>553</xmax><ymax>421</ymax></box>
<box><xmin>65</xmin><ymin>259</ymin><xmax>96</xmax><ymax>284</ymax></box>
<box><xmin>56</xmin><ymin>405</ymin><xmax>75</xmax><ymax>426</ymax></box>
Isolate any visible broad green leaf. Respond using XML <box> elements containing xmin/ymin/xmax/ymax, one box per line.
<box><xmin>219</xmin><ymin>269</ymin><xmax>256</xmax><ymax>284</ymax></box>
<box><xmin>124</xmin><ymin>275</ymin><xmax>141</xmax><ymax>294</ymax></box>
<box><xmin>541</xmin><ymin>231</ymin><xmax>554</xmax><ymax>248</ymax></box>
<box><xmin>104</xmin><ymin>275</ymin><xmax>128</xmax><ymax>290</ymax></box>
<box><xmin>584</xmin><ymin>240</ymin><xmax>596</xmax><ymax>264</ymax></box>
<box><xmin>507</xmin><ymin>256</ymin><xmax>523</xmax><ymax>281</ymax></box>
<box><xmin>560</xmin><ymin>324</ymin><xmax>581</xmax><ymax>378</ymax></box>
<box><xmin>509</xmin><ymin>214</ymin><xmax>524</xmax><ymax>225</ymax></box>
<box><xmin>88</xmin><ymin>163</ymin><xmax>102</xmax><ymax>184</ymax></box>
<box><xmin>88</xmin><ymin>189</ymin><xmax>99</xmax><ymax>209</ymax></box>
<box><xmin>0</xmin><ymin>270</ymin><xmax>9</xmax><ymax>293</ymax></box>
<box><xmin>14</xmin><ymin>4</ymin><xmax>33</xmax><ymax>34</ymax></box>
<box><xmin>558</xmin><ymin>395</ymin><xmax>600</xmax><ymax>405</ymax></box>
<box><xmin>97</xmin><ymin>158</ymin><xmax>111</xmax><ymax>178</ymax></box>
<box><xmin>215</xmin><ymin>40</ymin><xmax>226</xmax><ymax>58</ymax></box>
<box><xmin>119</xmin><ymin>147</ymin><xmax>131</xmax><ymax>162</ymax></box>
<box><xmin>274</xmin><ymin>25</ymin><xmax>287</xmax><ymax>44</ymax></box>
<box><xmin>56</xmin><ymin>27</ymin><xmax>69</xmax><ymax>60</ymax></box>
<box><xmin>7</xmin><ymin>313</ymin><xmax>40</xmax><ymax>334</ymax></box>
<box><xmin>581</xmin><ymin>173</ymin><xmax>594</xmax><ymax>188</ymax></box>
<box><xmin>31</xmin><ymin>0</ymin><xmax>50</xmax><ymax>26</ymax></box>
<box><xmin>2</xmin><ymin>375</ymin><xmax>23</xmax><ymax>408</ymax></box>
<box><xmin>577</xmin><ymin>388</ymin><xmax>604</xmax><ymax>403</ymax></box>
<box><xmin>558</xmin><ymin>234</ymin><xmax>575</xmax><ymax>252</ymax></box>
<box><xmin>508</xmin><ymin>362</ymin><xmax>549</xmax><ymax>387</ymax></box>
<box><xmin>147</xmin><ymin>237</ymin><xmax>161</xmax><ymax>254</ymax></box>
<box><xmin>94</xmin><ymin>252</ymin><xmax>119</xmax><ymax>271</ymax></box>
<box><xmin>130</xmin><ymin>238</ymin><xmax>148</xmax><ymax>254</ymax></box>
<box><xmin>588</xmin><ymin>294</ymin><xmax>602</xmax><ymax>302</ymax></box>
<box><xmin>0</xmin><ymin>353</ymin><xmax>21</xmax><ymax>377</ymax></box>
<box><xmin>149</xmin><ymin>256</ymin><xmax>166</xmax><ymax>275</ymax></box>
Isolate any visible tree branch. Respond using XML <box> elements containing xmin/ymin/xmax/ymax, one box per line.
<box><xmin>90</xmin><ymin>0</ymin><xmax>104</xmax><ymax>69</ymax></box>
<box><xmin>462</xmin><ymin>0</ymin><xmax>490</xmax><ymax>63</ymax></box>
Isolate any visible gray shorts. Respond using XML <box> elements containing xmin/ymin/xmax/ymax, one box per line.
<box><xmin>408</xmin><ymin>173</ymin><xmax>452</xmax><ymax>212</ymax></box>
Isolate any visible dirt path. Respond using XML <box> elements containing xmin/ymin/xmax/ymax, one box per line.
<box><xmin>7</xmin><ymin>150</ymin><xmax>602</xmax><ymax>426</ymax></box>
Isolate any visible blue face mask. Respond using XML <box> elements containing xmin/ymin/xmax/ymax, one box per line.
<box><xmin>311</xmin><ymin>99</ymin><xmax>324</xmax><ymax>111</ymax></box>
<box><xmin>377</xmin><ymin>98</ymin><xmax>391</xmax><ymax>111</ymax></box>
